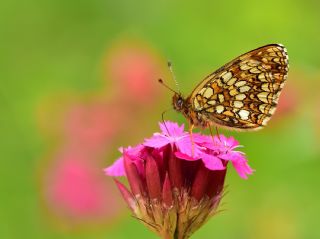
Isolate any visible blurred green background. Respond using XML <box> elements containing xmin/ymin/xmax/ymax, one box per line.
<box><xmin>1</xmin><ymin>0</ymin><xmax>320</xmax><ymax>238</ymax></box>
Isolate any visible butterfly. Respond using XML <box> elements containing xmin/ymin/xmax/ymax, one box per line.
<box><xmin>163</xmin><ymin>44</ymin><xmax>289</xmax><ymax>132</ymax></box>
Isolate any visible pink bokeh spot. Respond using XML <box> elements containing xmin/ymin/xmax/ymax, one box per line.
<box><xmin>46</xmin><ymin>150</ymin><xmax>121</xmax><ymax>219</ymax></box>
<box><xmin>63</xmin><ymin>102</ymin><xmax>125</xmax><ymax>153</ymax></box>
<box><xmin>275</xmin><ymin>84</ymin><xmax>298</xmax><ymax>116</ymax></box>
<box><xmin>107</xmin><ymin>44</ymin><xmax>161</xmax><ymax>104</ymax></box>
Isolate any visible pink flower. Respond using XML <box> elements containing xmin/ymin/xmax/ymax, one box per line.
<box><xmin>63</xmin><ymin>102</ymin><xmax>125</xmax><ymax>153</ymax></box>
<box><xmin>105</xmin><ymin>121</ymin><xmax>253</xmax><ymax>238</ymax></box>
<box><xmin>143</xmin><ymin>121</ymin><xmax>253</xmax><ymax>179</ymax></box>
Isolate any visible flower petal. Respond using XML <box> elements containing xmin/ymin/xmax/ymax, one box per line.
<box><xmin>144</xmin><ymin>133</ymin><xmax>170</xmax><ymax>148</ymax></box>
<box><xmin>104</xmin><ymin>157</ymin><xmax>125</xmax><ymax>176</ymax></box>
<box><xmin>201</xmin><ymin>153</ymin><xmax>225</xmax><ymax>171</ymax></box>
<box><xmin>159</xmin><ymin>121</ymin><xmax>185</xmax><ymax>137</ymax></box>
<box><xmin>127</xmin><ymin>144</ymin><xmax>145</xmax><ymax>156</ymax></box>
<box><xmin>199</xmin><ymin>135</ymin><xmax>239</xmax><ymax>151</ymax></box>
<box><xmin>219</xmin><ymin>151</ymin><xmax>243</xmax><ymax>161</ymax></box>
<box><xmin>175</xmin><ymin>134</ymin><xmax>204</xmax><ymax>158</ymax></box>
<box><xmin>222</xmin><ymin>136</ymin><xmax>240</xmax><ymax>150</ymax></box>
<box><xmin>230</xmin><ymin>154</ymin><xmax>254</xmax><ymax>179</ymax></box>
<box><xmin>175</xmin><ymin>151</ymin><xmax>199</xmax><ymax>161</ymax></box>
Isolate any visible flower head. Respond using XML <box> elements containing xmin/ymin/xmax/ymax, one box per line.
<box><xmin>105</xmin><ymin>121</ymin><xmax>253</xmax><ymax>238</ymax></box>
<box><xmin>144</xmin><ymin>121</ymin><xmax>204</xmax><ymax>157</ymax></box>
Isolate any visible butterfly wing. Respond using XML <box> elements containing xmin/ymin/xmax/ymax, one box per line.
<box><xmin>188</xmin><ymin>44</ymin><xmax>289</xmax><ymax>130</ymax></box>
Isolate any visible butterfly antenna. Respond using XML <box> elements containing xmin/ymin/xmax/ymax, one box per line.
<box><xmin>167</xmin><ymin>61</ymin><xmax>180</xmax><ymax>92</ymax></box>
<box><xmin>158</xmin><ymin>78</ymin><xmax>179</xmax><ymax>95</ymax></box>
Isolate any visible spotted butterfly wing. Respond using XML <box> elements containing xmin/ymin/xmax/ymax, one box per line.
<box><xmin>185</xmin><ymin>44</ymin><xmax>289</xmax><ymax>130</ymax></box>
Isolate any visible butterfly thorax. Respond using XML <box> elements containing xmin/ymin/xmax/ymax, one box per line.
<box><xmin>172</xmin><ymin>93</ymin><xmax>209</xmax><ymax>128</ymax></box>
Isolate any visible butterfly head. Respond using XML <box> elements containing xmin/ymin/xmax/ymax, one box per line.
<box><xmin>158</xmin><ymin>78</ymin><xmax>188</xmax><ymax>113</ymax></box>
<box><xmin>172</xmin><ymin>93</ymin><xmax>186</xmax><ymax>113</ymax></box>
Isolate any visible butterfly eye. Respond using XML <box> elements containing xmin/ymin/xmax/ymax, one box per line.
<box><xmin>173</xmin><ymin>96</ymin><xmax>184</xmax><ymax>112</ymax></box>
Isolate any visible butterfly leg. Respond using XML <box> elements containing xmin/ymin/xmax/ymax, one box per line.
<box><xmin>161</xmin><ymin>110</ymin><xmax>170</xmax><ymax>135</ymax></box>
<box><xmin>215</xmin><ymin>126</ymin><xmax>221</xmax><ymax>142</ymax></box>
<box><xmin>209</xmin><ymin>124</ymin><xmax>215</xmax><ymax>144</ymax></box>
<box><xmin>188</xmin><ymin>123</ymin><xmax>195</xmax><ymax>156</ymax></box>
